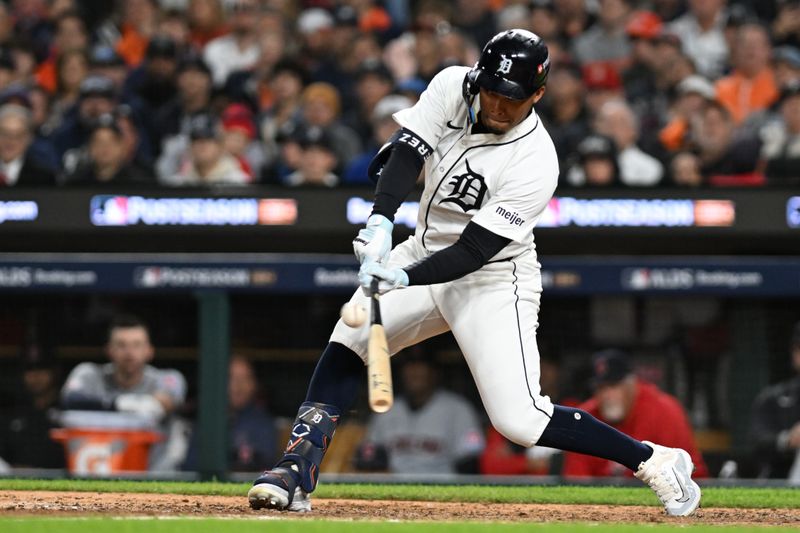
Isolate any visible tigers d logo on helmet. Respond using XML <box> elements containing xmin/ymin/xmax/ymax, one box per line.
<box><xmin>467</xmin><ymin>29</ymin><xmax>550</xmax><ymax>101</ymax></box>
<box><xmin>497</xmin><ymin>54</ymin><xmax>513</xmax><ymax>75</ymax></box>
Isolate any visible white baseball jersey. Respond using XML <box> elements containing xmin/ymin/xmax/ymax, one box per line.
<box><xmin>332</xmin><ymin>65</ymin><xmax>561</xmax><ymax>448</ymax></box>
<box><xmin>393</xmin><ymin>66</ymin><xmax>559</xmax><ymax>263</ymax></box>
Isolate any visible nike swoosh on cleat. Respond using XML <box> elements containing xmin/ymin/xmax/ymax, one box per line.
<box><xmin>672</xmin><ymin>467</ymin><xmax>692</xmax><ymax>503</ymax></box>
<box><xmin>446</xmin><ymin>120</ymin><xmax>462</xmax><ymax>130</ymax></box>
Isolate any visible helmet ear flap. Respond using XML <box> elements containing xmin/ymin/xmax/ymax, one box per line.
<box><xmin>466</xmin><ymin>69</ymin><xmax>481</xmax><ymax>95</ymax></box>
<box><xmin>461</xmin><ymin>70</ymin><xmax>480</xmax><ymax>125</ymax></box>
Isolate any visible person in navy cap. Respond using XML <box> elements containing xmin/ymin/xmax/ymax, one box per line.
<box><xmin>163</xmin><ymin>112</ymin><xmax>250</xmax><ymax>186</ymax></box>
<box><xmin>50</xmin><ymin>74</ymin><xmax>119</xmax><ymax>171</ymax></box>
<box><xmin>123</xmin><ymin>35</ymin><xmax>181</xmax><ymax>115</ymax></box>
<box><xmin>565</xmin><ymin>133</ymin><xmax>622</xmax><ymax>188</ymax></box>
<box><xmin>153</xmin><ymin>53</ymin><xmax>213</xmax><ymax>150</ymax></box>
<box><xmin>63</xmin><ymin>112</ymin><xmax>153</xmax><ymax>186</ymax></box>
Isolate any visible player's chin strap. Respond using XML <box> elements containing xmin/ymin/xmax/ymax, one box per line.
<box><xmin>278</xmin><ymin>401</ymin><xmax>340</xmax><ymax>493</ymax></box>
<box><xmin>462</xmin><ymin>69</ymin><xmax>480</xmax><ymax>126</ymax></box>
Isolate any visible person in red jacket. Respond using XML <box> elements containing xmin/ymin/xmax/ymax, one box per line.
<box><xmin>563</xmin><ymin>349</ymin><xmax>708</xmax><ymax>478</ymax></box>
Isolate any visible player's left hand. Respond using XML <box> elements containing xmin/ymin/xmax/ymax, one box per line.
<box><xmin>359</xmin><ymin>261</ymin><xmax>409</xmax><ymax>294</ymax></box>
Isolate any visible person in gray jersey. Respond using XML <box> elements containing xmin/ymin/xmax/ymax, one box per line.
<box><xmin>60</xmin><ymin>315</ymin><xmax>188</xmax><ymax>471</ymax></box>
<box><xmin>354</xmin><ymin>348</ymin><xmax>485</xmax><ymax>474</ymax></box>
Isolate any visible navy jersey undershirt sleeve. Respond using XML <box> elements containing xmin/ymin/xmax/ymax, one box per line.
<box><xmin>404</xmin><ymin>222</ymin><xmax>511</xmax><ymax>285</ymax></box>
<box><xmin>370</xmin><ymin>129</ymin><xmax>428</xmax><ymax>220</ymax></box>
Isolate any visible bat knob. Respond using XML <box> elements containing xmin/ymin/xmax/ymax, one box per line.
<box><xmin>370</xmin><ymin>398</ymin><xmax>393</xmax><ymax>413</ymax></box>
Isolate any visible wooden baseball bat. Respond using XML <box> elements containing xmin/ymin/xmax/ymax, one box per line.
<box><xmin>367</xmin><ymin>278</ymin><xmax>393</xmax><ymax>413</ymax></box>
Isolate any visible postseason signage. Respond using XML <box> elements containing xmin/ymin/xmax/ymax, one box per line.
<box><xmin>0</xmin><ymin>255</ymin><xmax>797</xmax><ymax>296</ymax></box>
<box><xmin>0</xmin><ymin>188</ymin><xmax>793</xmax><ymax>231</ymax></box>
<box><xmin>537</xmin><ymin>197</ymin><xmax>736</xmax><ymax>228</ymax></box>
<box><xmin>346</xmin><ymin>196</ymin><xmax>738</xmax><ymax>229</ymax></box>
<box><xmin>81</xmin><ymin>191</ymin><xmax>798</xmax><ymax>231</ymax></box>
<box><xmin>4</xmin><ymin>189</ymin><xmax>790</xmax><ymax>231</ymax></box>
<box><xmin>89</xmin><ymin>195</ymin><xmax>298</xmax><ymax>226</ymax></box>
<box><xmin>0</xmin><ymin>189</ymin><xmax>796</xmax><ymax>256</ymax></box>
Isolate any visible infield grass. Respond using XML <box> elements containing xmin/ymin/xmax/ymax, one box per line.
<box><xmin>0</xmin><ymin>478</ymin><xmax>798</xmax><ymax>509</ymax></box>
<box><xmin>0</xmin><ymin>518</ymin><xmax>795</xmax><ymax>533</ymax></box>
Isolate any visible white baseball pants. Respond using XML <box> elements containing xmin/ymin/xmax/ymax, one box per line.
<box><xmin>330</xmin><ymin>237</ymin><xmax>554</xmax><ymax>446</ymax></box>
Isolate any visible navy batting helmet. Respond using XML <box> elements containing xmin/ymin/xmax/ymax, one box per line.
<box><xmin>465</xmin><ymin>29</ymin><xmax>550</xmax><ymax>101</ymax></box>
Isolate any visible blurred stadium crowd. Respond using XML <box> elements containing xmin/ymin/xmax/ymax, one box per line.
<box><xmin>0</xmin><ymin>0</ymin><xmax>797</xmax><ymax>188</ymax></box>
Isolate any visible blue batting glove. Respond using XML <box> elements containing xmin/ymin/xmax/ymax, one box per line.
<box><xmin>353</xmin><ymin>214</ymin><xmax>393</xmax><ymax>266</ymax></box>
<box><xmin>359</xmin><ymin>261</ymin><xmax>409</xmax><ymax>295</ymax></box>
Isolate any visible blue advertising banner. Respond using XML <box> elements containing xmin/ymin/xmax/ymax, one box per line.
<box><xmin>0</xmin><ymin>254</ymin><xmax>796</xmax><ymax>296</ymax></box>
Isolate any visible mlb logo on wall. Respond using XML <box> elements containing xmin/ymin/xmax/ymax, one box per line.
<box><xmin>622</xmin><ymin>267</ymin><xmax>694</xmax><ymax>290</ymax></box>
<box><xmin>787</xmin><ymin>197</ymin><xmax>800</xmax><ymax>228</ymax></box>
<box><xmin>135</xmin><ymin>267</ymin><xmax>162</xmax><ymax>288</ymax></box>
<box><xmin>90</xmin><ymin>195</ymin><xmax>128</xmax><ymax>226</ymax></box>
<box><xmin>623</xmin><ymin>268</ymin><xmax>652</xmax><ymax>290</ymax></box>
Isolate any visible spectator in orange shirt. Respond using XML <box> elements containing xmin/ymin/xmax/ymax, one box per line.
<box><xmin>53</xmin><ymin>47</ymin><xmax>88</xmax><ymax>107</ymax></box>
<box><xmin>659</xmin><ymin>74</ymin><xmax>716</xmax><ymax>153</ymax></box>
<box><xmin>35</xmin><ymin>10</ymin><xmax>89</xmax><ymax>94</ymax></box>
<box><xmin>563</xmin><ymin>349</ymin><xmax>708</xmax><ymax>478</ymax></box>
<box><xmin>349</xmin><ymin>1</ymin><xmax>392</xmax><ymax>34</ymax></box>
<box><xmin>715</xmin><ymin>23</ymin><xmax>779</xmax><ymax>125</ymax></box>
<box><xmin>113</xmin><ymin>0</ymin><xmax>160</xmax><ymax>67</ymax></box>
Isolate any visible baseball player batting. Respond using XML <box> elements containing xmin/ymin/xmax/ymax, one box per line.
<box><xmin>249</xmin><ymin>29</ymin><xmax>701</xmax><ymax>516</ymax></box>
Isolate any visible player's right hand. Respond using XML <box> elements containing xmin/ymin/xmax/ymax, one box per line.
<box><xmin>353</xmin><ymin>214</ymin><xmax>393</xmax><ymax>266</ymax></box>
<box><xmin>359</xmin><ymin>261</ymin><xmax>408</xmax><ymax>295</ymax></box>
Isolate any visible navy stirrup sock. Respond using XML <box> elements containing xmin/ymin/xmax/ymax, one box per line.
<box><xmin>536</xmin><ymin>405</ymin><xmax>653</xmax><ymax>471</ymax></box>
<box><xmin>305</xmin><ymin>342</ymin><xmax>365</xmax><ymax>413</ymax></box>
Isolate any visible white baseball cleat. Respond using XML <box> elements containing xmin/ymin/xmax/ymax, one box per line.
<box><xmin>635</xmin><ymin>441</ymin><xmax>701</xmax><ymax>517</ymax></box>
<box><xmin>248</xmin><ymin>465</ymin><xmax>312</xmax><ymax>512</ymax></box>
<box><xmin>248</xmin><ymin>483</ymin><xmax>311</xmax><ymax>512</ymax></box>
